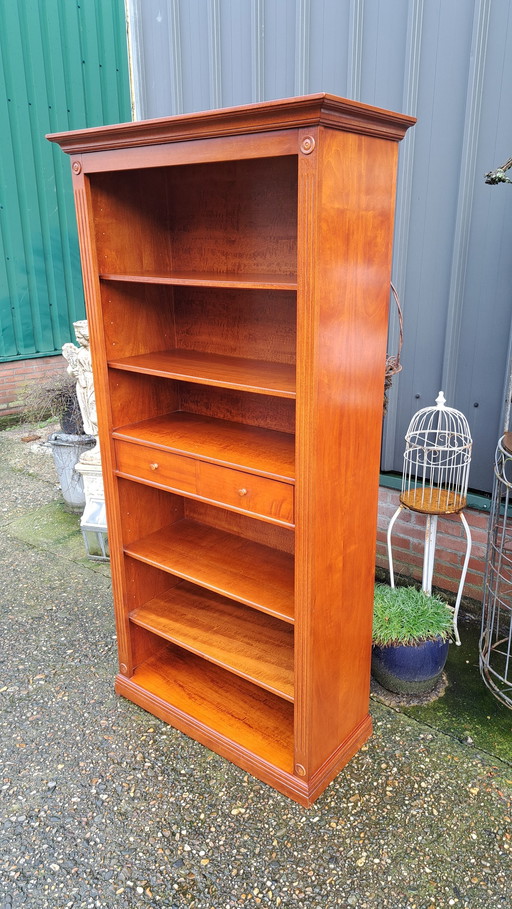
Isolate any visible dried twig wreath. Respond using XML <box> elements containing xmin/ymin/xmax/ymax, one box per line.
<box><xmin>384</xmin><ymin>282</ymin><xmax>403</xmax><ymax>414</ymax></box>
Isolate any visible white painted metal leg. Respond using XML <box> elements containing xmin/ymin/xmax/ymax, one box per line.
<box><xmin>386</xmin><ymin>505</ymin><xmax>404</xmax><ymax>589</ymax></box>
<box><xmin>422</xmin><ymin>514</ymin><xmax>431</xmax><ymax>593</ymax></box>
<box><xmin>451</xmin><ymin>511</ymin><xmax>472</xmax><ymax>646</ymax></box>
<box><xmin>422</xmin><ymin>514</ymin><xmax>438</xmax><ymax>595</ymax></box>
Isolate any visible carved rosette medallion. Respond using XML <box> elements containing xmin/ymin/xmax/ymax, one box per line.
<box><xmin>300</xmin><ymin>136</ymin><xmax>316</xmax><ymax>155</ymax></box>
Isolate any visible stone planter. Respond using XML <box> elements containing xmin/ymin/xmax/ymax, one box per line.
<box><xmin>48</xmin><ymin>432</ymin><xmax>95</xmax><ymax>512</ymax></box>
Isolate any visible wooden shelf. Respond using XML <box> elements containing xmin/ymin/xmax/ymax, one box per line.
<box><xmin>124</xmin><ymin>518</ymin><xmax>295</xmax><ymax>623</ymax></box>
<box><xmin>113</xmin><ymin>411</ymin><xmax>295</xmax><ymax>481</ymax></box>
<box><xmin>123</xmin><ymin>643</ymin><xmax>294</xmax><ymax>773</ymax></box>
<box><xmin>130</xmin><ymin>581</ymin><xmax>294</xmax><ymax>701</ymax></box>
<box><xmin>108</xmin><ymin>350</ymin><xmax>296</xmax><ymax>398</ymax></box>
<box><xmin>100</xmin><ymin>271</ymin><xmax>297</xmax><ymax>290</ymax></box>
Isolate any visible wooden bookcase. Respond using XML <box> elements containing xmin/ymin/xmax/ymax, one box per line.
<box><xmin>48</xmin><ymin>95</ymin><xmax>414</xmax><ymax>806</ymax></box>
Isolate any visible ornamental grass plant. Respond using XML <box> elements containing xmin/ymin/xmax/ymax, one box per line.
<box><xmin>373</xmin><ymin>584</ymin><xmax>453</xmax><ymax>647</ymax></box>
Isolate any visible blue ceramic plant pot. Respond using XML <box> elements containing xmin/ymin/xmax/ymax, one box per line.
<box><xmin>371</xmin><ymin>638</ymin><xmax>449</xmax><ymax>695</ymax></box>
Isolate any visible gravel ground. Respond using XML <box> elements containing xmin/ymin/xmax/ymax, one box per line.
<box><xmin>1</xmin><ymin>424</ymin><xmax>510</xmax><ymax>909</ymax></box>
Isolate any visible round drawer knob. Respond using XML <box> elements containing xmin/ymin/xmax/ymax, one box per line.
<box><xmin>150</xmin><ymin>462</ymin><xmax>159</xmax><ymax>471</ymax></box>
<box><xmin>238</xmin><ymin>487</ymin><xmax>248</xmax><ymax>497</ymax></box>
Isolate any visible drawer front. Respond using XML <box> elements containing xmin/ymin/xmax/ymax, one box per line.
<box><xmin>114</xmin><ymin>440</ymin><xmax>197</xmax><ymax>494</ymax></box>
<box><xmin>197</xmin><ymin>461</ymin><xmax>294</xmax><ymax>525</ymax></box>
<box><xmin>114</xmin><ymin>440</ymin><xmax>294</xmax><ymax>525</ymax></box>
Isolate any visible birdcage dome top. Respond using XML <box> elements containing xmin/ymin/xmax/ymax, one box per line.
<box><xmin>400</xmin><ymin>391</ymin><xmax>472</xmax><ymax>515</ymax></box>
<box><xmin>405</xmin><ymin>392</ymin><xmax>472</xmax><ymax>448</ymax></box>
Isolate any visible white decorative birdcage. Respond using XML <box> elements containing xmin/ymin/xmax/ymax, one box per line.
<box><xmin>400</xmin><ymin>391</ymin><xmax>472</xmax><ymax>514</ymax></box>
<box><xmin>387</xmin><ymin>392</ymin><xmax>473</xmax><ymax>645</ymax></box>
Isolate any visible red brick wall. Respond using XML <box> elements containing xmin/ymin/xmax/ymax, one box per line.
<box><xmin>376</xmin><ymin>486</ymin><xmax>488</xmax><ymax>606</ymax></box>
<box><xmin>0</xmin><ymin>356</ymin><xmax>67</xmax><ymax>415</ymax></box>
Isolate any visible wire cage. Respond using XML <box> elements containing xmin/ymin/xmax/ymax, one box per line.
<box><xmin>400</xmin><ymin>391</ymin><xmax>472</xmax><ymax>514</ymax></box>
<box><xmin>480</xmin><ymin>434</ymin><xmax>512</xmax><ymax>707</ymax></box>
<box><xmin>387</xmin><ymin>392</ymin><xmax>473</xmax><ymax>645</ymax></box>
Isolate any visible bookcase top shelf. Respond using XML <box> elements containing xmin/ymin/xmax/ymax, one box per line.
<box><xmin>46</xmin><ymin>92</ymin><xmax>416</xmax><ymax>154</ymax></box>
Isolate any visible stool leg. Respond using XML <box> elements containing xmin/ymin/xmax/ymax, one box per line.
<box><xmin>387</xmin><ymin>505</ymin><xmax>404</xmax><ymax>589</ymax></box>
<box><xmin>422</xmin><ymin>514</ymin><xmax>438</xmax><ymax>595</ymax></box>
<box><xmin>451</xmin><ymin>511</ymin><xmax>472</xmax><ymax>646</ymax></box>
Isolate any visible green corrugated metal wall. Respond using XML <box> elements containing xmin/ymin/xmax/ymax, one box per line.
<box><xmin>0</xmin><ymin>0</ymin><xmax>131</xmax><ymax>361</ymax></box>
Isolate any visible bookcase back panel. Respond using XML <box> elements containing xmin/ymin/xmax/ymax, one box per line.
<box><xmin>180</xmin><ymin>386</ymin><xmax>295</xmax><ymax>434</ymax></box>
<box><xmin>90</xmin><ymin>157</ymin><xmax>298</xmax><ymax>277</ymax></box>
<box><xmin>130</xmin><ymin>625</ymin><xmax>171</xmax><ymax>675</ymax></box>
<box><xmin>108</xmin><ymin>370</ymin><xmax>295</xmax><ymax>435</ymax></box>
<box><xmin>185</xmin><ymin>500</ymin><xmax>294</xmax><ymax>555</ymax></box>
<box><xmin>173</xmin><ymin>287</ymin><xmax>296</xmax><ymax>364</ymax></box>
<box><xmin>165</xmin><ymin>158</ymin><xmax>297</xmax><ymax>276</ymax></box>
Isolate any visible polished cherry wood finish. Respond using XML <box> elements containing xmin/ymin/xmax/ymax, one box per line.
<box><xmin>101</xmin><ymin>271</ymin><xmax>297</xmax><ymax>289</ymax></box>
<box><xmin>109</xmin><ymin>350</ymin><xmax>296</xmax><ymax>397</ymax></box>
<box><xmin>48</xmin><ymin>94</ymin><xmax>414</xmax><ymax>806</ymax></box>
<box><xmin>118</xmin><ymin>644</ymin><xmax>295</xmax><ymax>774</ymax></box>
<box><xmin>124</xmin><ymin>519</ymin><xmax>295</xmax><ymax>622</ymax></box>
<box><xmin>115</xmin><ymin>440</ymin><xmax>294</xmax><ymax>526</ymax></box>
<box><xmin>130</xmin><ymin>581</ymin><xmax>294</xmax><ymax>700</ymax></box>
<box><xmin>113</xmin><ymin>412</ymin><xmax>295</xmax><ymax>479</ymax></box>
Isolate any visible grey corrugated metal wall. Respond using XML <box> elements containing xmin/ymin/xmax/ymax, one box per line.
<box><xmin>126</xmin><ymin>0</ymin><xmax>512</xmax><ymax>493</ymax></box>
<box><xmin>0</xmin><ymin>0</ymin><xmax>131</xmax><ymax>362</ymax></box>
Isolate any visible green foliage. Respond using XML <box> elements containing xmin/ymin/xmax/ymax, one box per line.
<box><xmin>373</xmin><ymin>584</ymin><xmax>453</xmax><ymax>647</ymax></box>
<box><xmin>484</xmin><ymin>154</ymin><xmax>512</xmax><ymax>185</ymax></box>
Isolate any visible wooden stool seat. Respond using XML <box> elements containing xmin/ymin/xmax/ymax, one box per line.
<box><xmin>400</xmin><ymin>486</ymin><xmax>466</xmax><ymax>515</ymax></box>
<box><xmin>502</xmin><ymin>432</ymin><xmax>512</xmax><ymax>455</ymax></box>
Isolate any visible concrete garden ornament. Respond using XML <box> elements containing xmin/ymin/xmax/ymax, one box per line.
<box><xmin>62</xmin><ymin>320</ymin><xmax>100</xmax><ymax>464</ymax></box>
<box><xmin>62</xmin><ymin>320</ymin><xmax>108</xmax><ymax>559</ymax></box>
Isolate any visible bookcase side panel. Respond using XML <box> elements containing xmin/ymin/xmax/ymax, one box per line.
<box><xmin>115</xmin><ymin>480</ymin><xmax>185</xmax><ymax>676</ymax></box>
<box><xmin>294</xmin><ymin>126</ymin><xmax>400</xmax><ymax>778</ymax></box>
<box><xmin>108</xmin><ymin>372</ymin><xmax>181</xmax><ymax>430</ymax></box>
<box><xmin>102</xmin><ymin>282</ymin><xmax>177</xmax><ymax>360</ymax></box>
<box><xmin>90</xmin><ymin>170</ymin><xmax>174</xmax><ymax>275</ymax></box>
<box><xmin>72</xmin><ymin>169</ymin><xmax>137</xmax><ymax>676</ymax></box>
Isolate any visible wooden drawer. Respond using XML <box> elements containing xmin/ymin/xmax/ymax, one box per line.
<box><xmin>196</xmin><ymin>460</ymin><xmax>293</xmax><ymax>525</ymax></box>
<box><xmin>114</xmin><ymin>440</ymin><xmax>294</xmax><ymax>525</ymax></box>
<box><xmin>114</xmin><ymin>440</ymin><xmax>197</xmax><ymax>494</ymax></box>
